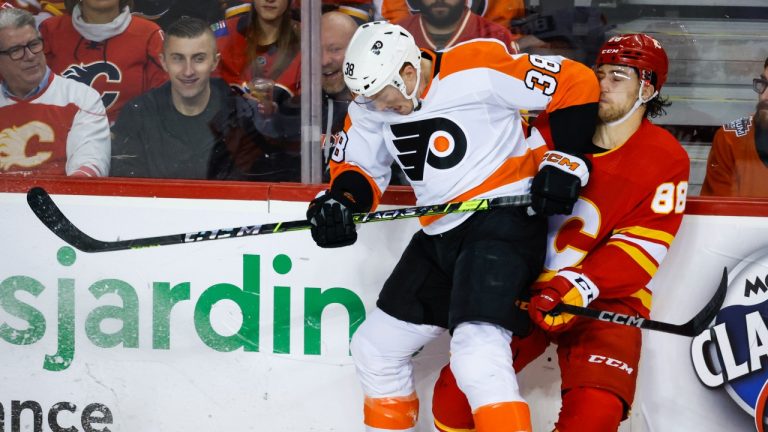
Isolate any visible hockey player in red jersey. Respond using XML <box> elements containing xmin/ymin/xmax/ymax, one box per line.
<box><xmin>430</xmin><ymin>33</ymin><xmax>690</xmax><ymax>432</ymax></box>
<box><xmin>39</xmin><ymin>0</ymin><xmax>167</xmax><ymax>123</ymax></box>
<box><xmin>306</xmin><ymin>21</ymin><xmax>600</xmax><ymax>431</ymax></box>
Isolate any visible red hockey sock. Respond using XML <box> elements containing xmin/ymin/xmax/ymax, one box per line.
<box><xmin>555</xmin><ymin>387</ymin><xmax>624</xmax><ymax>432</ymax></box>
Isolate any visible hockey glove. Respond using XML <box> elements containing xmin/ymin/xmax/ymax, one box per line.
<box><xmin>530</xmin><ymin>151</ymin><xmax>590</xmax><ymax>216</ymax></box>
<box><xmin>528</xmin><ymin>269</ymin><xmax>600</xmax><ymax>333</ymax></box>
<box><xmin>306</xmin><ymin>190</ymin><xmax>358</xmax><ymax>248</ymax></box>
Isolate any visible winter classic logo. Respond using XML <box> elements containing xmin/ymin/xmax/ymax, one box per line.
<box><xmin>692</xmin><ymin>247</ymin><xmax>768</xmax><ymax>430</ymax></box>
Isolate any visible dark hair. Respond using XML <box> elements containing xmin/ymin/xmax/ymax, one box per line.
<box><xmin>246</xmin><ymin>4</ymin><xmax>300</xmax><ymax>81</ymax></box>
<box><xmin>628</xmin><ymin>66</ymin><xmax>671</xmax><ymax>119</ymax></box>
<box><xmin>65</xmin><ymin>0</ymin><xmax>134</xmax><ymax>15</ymax></box>
<box><xmin>165</xmin><ymin>16</ymin><xmax>212</xmax><ymax>41</ymax></box>
<box><xmin>764</xmin><ymin>56</ymin><xmax>768</xmax><ymax>69</ymax></box>
<box><xmin>645</xmin><ymin>94</ymin><xmax>671</xmax><ymax>119</ymax></box>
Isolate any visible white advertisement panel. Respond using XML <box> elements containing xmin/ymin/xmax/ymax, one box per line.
<box><xmin>2</xmin><ymin>190</ymin><xmax>768</xmax><ymax>431</ymax></box>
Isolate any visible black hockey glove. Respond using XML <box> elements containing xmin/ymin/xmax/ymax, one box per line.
<box><xmin>306</xmin><ymin>191</ymin><xmax>358</xmax><ymax>248</ymax></box>
<box><xmin>530</xmin><ymin>151</ymin><xmax>591</xmax><ymax>216</ymax></box>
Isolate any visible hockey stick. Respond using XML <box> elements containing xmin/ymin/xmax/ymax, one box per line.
<box><xmin>26</xmin><ymin>186</ymin><xmax>531</xmax><ymax>253</ymax></box>
<box><xmin>552</xmin><ymin>267</ymin><xmax>729</xmax><ymax>337</ymax></box>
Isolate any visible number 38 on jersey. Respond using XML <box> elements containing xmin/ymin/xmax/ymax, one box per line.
<box><xmin>525</xmin><ymin>55</ymin><xmax>561</xmax><ymax>96</ymax></box>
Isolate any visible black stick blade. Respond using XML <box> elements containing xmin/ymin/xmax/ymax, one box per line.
<box><xmin>684</xmin><ymin>267</ymin><xmax>729</xmax><ymax>335</ymax></box>
<box><xmin>27</xmin><ymin>187</ymin><xmax>109</xmax><ymax>252</ymax></box>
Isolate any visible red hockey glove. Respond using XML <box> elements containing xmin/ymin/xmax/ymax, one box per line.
<box><xmin>530</xmin><ymin>151</ymin><xmax>590</xmax><ymax>216</ymax></box>
<box><xmin>528</xmin><ymin>269</ymin><xmax>600</xmax><ymax>333</ymax></box>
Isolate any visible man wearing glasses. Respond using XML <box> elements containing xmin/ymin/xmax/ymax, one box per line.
<box><xmin>0</xmin><ymin>7</ymin><xmax>109</xmax><ymax>177</ymax></box>
<box><xmin>701</xmin><ymin>56</ymin><xmax>768</xmax><ymax>197</ymax></box>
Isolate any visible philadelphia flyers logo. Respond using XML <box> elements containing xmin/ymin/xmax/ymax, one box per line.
<box><xmin>371</xmin><ymin>40</ymin><xmax>383</xmax><ymax>55</ymax></box>
<box><xmin>62</xmin><ymin>61</ymin><xmax>122</xmax><ymax>110</ymax></box>
<box><xmin>390</xmin><ymin>117</ymin><xmax>467</xmax><ymax>182</ymax></box>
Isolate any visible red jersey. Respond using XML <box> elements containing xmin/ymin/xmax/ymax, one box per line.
<box><xmin>533</xmin><ymin>117</ymin><xmax>690</xmax><ymax>318</ymax></box>
<box><xmin>396</xmin><ymin>8</ymin><xmax>516</xmax><ymax>52</ymax></box>
<box><xmin>212</xmin><ymin>15</ymin><xmax>302</xmax><ymax>98</ymax></box>
<box><xmin>39</xmin><ymin>15</ymin><xmax>167</xmax><ymax>123</ymax></box>
<box><xmin>700</xmin><ymin>116</ymin><xmax>768</xmax><ymax>197</ymax></box>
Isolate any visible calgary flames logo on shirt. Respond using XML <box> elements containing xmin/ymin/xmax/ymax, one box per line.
<box><xmin>0</xmin><ymin>121</ymin><xmax>54</xmax><ymax>171</ymax></box>
<box><xmin>62</xmin><ymin>61</ymin><xmax>122</xmax><ymax>110</ymax></box>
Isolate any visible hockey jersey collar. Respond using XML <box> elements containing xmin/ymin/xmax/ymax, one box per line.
<box><xmin>418</xmin><ymin>49</ymin><xmax>440</xmax><ymax>101</ymax></box>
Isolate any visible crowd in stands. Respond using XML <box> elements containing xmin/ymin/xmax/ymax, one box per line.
<box><xmin>0</xmin><ymin>0</ymin><xmax>765</xmax><ymax>197</ymax></box>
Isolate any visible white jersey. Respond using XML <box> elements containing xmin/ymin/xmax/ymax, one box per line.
<box><xmin>0</xmin><ymin>73</ymin><xmax>110</xmax><ymax>176</ymax></box>
<box><xmin>329</xmin><ymin>38</ymin><xmax>599</xmax><ymax>234</ymax></box>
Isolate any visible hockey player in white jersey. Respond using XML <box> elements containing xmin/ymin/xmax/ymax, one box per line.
<box><xmin>305</xmin><ymin>21</ymin><xmax>599</xmax><ymax>431</ymax></box>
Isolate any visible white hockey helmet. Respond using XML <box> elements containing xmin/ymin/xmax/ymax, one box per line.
<box><xmin>343</xmin><ymin>21</ymin><xmax>422</xmax><ymax>104</ymax></box>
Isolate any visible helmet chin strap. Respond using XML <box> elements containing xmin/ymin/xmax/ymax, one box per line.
<box><xmin>399</xmin><ymin>60</ymin><xmax>422</xmax><ymax>112</ymax></box>
<box><xmin>605</xmin><ymin>82</ymin><xmax>657</xmax><ymax>127</ymax></box>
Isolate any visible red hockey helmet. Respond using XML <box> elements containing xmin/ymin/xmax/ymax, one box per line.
<box><xmin>596</xmin><ymin>34</ymin><xmax>669</xmax><ymax>91</ymax></box>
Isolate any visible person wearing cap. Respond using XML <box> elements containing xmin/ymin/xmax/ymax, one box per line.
<box><xmin>306</xmin><ymin>20</ymin><xmax>600</xmax><ymax>431</ymax></box>
<box><xmin>431</xmin><ymin>33</ymin><xmax>690</xmax><ymax>432</ymax></box>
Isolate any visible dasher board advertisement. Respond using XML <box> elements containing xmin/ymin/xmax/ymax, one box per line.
<box><xmin>2</xmin><ymin>189</ymin><xmax>768</xmax><ymax>431</ymax></box>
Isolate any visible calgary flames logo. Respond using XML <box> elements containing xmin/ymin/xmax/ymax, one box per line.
<box><xmin>0</xmin><ymin>121</ymin><xmax>55</xmax><ymax>171</ymax></box>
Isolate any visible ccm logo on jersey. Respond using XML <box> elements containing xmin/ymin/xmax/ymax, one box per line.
<box><xmin>588</xmin><ymin>354</ymin><xmax>634</xmax><ymax>375</ymax></box>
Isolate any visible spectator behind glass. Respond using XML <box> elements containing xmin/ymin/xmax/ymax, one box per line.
<box><xmin>379</xmin><ymin>0</ymin><xmax>524</xmax><ymax>28</ymax></box>
<box><xmin>395</xmin><ymin>0</ymin><xmax>517</xmax><ymax>52</ymax></box>
<box><xmin>39</xmin><ymin>0</ymin><xmax>167</xmax><ymax>123</ymax></box>
<box><xmin>510</xmin><ymin>7</ymin><xmax>611</xmax><ymax>66</ymax></box>
<box><xmin>308</xmin><ymin>0</ymin><xmax>375</xmax><ymax>25</ymax></box>
<box><xmin>0</xmin><ymin>1</ymin><xmax>65</xmax><ymax>25</ymax></box>
<box><xmin>701</xmin><ymin>57</ymin><xmax>768</xmax><ymax>197</ymax></box>
<box><xmin>131</xmin><ymin>0</ymin><xmax>248</xmax><ymax>30</ymax></box>
<box><xmin>0</xmin><ymin>8</ymin><xmax>110</xmax><ymax>177</ymax></box>
<box><xmin>110</xmin><ymin>17</ymin><xmax>277</xmax><ymax>181</ymax></box>
<box><xmin>214</xmin><ymin>0</ymin><xmax>300</xmax><ymax>108</ymax></box>
<box><xmin>320</xmin><ymin>10</ymin><xmax>356</xmax><ymax>181</ymax></box>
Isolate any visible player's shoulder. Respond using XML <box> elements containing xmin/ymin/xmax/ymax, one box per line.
<box><xmin>642</xmin><ymin>120</ymin><xmax>689</xmax><ymax>162</ymax></box>
<box><xmin>446</xmin><ymin>37</ymin><xmax>512</xmax><ymax>57</ymax></box>
<box><xmin>438</xmin><ymin>38</ymin><xmax>515</xmax><ymax>77</ymax></box>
